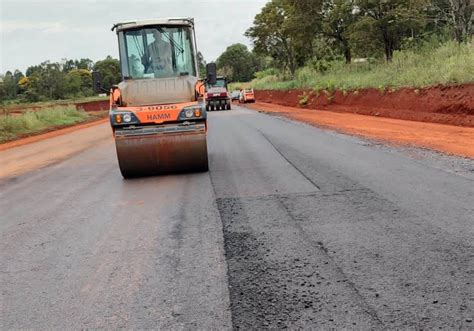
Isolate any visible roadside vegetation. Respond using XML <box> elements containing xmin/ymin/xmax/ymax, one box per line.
<box><xmin>0</xmin><ymin>106</ymin><xmax>96</xmax><ymax>143</ymax></box>
<box><xmin>226</xmin><ymin>0</ymin><xmax>473</xmax><ymax>91</ymax></box>
<box><xmin>237</xmin><ymin>40</ymin><xmax>473</xmax><ymax>91</ymax></box>
<box><xmin>0</xmin><ymin>57</ymin><xmax>120</xmax><ymax>105</ymax></box>
<box><xmin>2</xmin><ymin>96</ymin><xmax>107</xmax><ymax>110</ymax></box>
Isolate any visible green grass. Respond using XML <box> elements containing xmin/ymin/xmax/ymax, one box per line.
<box><xmin>0</xmin><ymin>106</ymin><xmax>90</xmax><ymax>143</ymax></box>
<box><xmin>2</xmin><ymin>96</ymin><xmax>108</xmax><ymax>111</ymax></box>
<box><xmin>247</xmin><ymin>41</ymin><xmax>474</xmax><ymax>91</ymax></box>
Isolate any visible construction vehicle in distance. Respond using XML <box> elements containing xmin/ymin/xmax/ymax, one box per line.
<box><xmin>92</xmin><ymin>18</ymin><xmax>216</xmax><ymax>178</ymax></box>
<box><xmin>205</xmin><ymin>76</ymin><xmax>231</xmax><ymax>111</ymax></box>
<box><xmin>239</xmin><ymin>88</ymin><xmax>256</xmax><ymax>104</ymax></box>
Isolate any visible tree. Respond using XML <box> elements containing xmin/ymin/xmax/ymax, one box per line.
<box><xmin>38</xmin><ymin>61</ymin><xmax>67</xmax><ymax>99</ymax></box>
<box><xmin>246</xmin><ymin>0</ymin><xmax>301</xmax><ymax>75</ymax></box>
<box><xmin>25</xmin><ymin>65</ymin><xmax>42</xmax><ymax>77</ymax></box>
<box><xmin>21</xmin><ymin>74</ymin><xmax>41</xmax><ymax>102</ymax></box>
<box><xmin>13</xmin><ymin>70</ymin><xmax>24</xmax><ymax>83</ymax></box>
<box><xmin>246</xmin><ymin>0</ymin><xmax>324</xmax><ymax>76</ymax></box>
<box><xmin>347</xmin><ymin>14</ymin><xmax>384</xmax><ymax>58</ymax></box>
<box><xmin>63</xmin><ymin>59</ymin><xmax>77</xmax><ymax>73</ymax></box>
<box><xmin>285</xmin><ymin>0</ymin><xmax>324</xmax><ymax>65</ymax></box>
<box><xmin>61</xmin><ymin>58</ymin><xmax>94</xmax><ymax>72</ymax></box>
<box><xmin>197</xmin><ymin>51</ymin><xmax>207</xmax><ymax>78</ymax></box>
<box><xmin>75</xmin><ymin>58</ymin><xmax>94</xmax><ymax>70</ymax></box>
<box><xmin>65</xmin><ymin>69</ymin><xmax>93</xmax><ymax>97</ymax></box>
<box><xmin>3</xmin><ymin>71</ymin><xmax>18</xmax><ymax>99</ymax></box>
<box><xmin>23</xmin><ymin>61</ymin><xmax>67</xmax><ymax>100</ymax></box>
<box><xmin>92</xmin><ymin>56</ymin><xmax>121</xmax><ymax>92</ymax></box>
<box><xmin>216</xmin><ymin>44</ymin><xmax>260</xmax><ymax>82</ymax></box>
<box><xmin>3</xmin><ymin>56</ymin><xmax>116</xmax><ymax>101</ymax></box>
<box><xmin>355</xmin><ymin>0</ymin><xmax>429</xmax><ymax>61</ymax></box>
<box><xmin>322</xmin><ymin>0</ymin><xmax>359</xmax><ymax>63</ymax></box>
<box><xmin>431</xmin><ymin>0</ymin><xmax>473</xmax><ymax>42</ymax></box>
<box><xmin>0</xmin><ymin>77</ymin><xmax>7</xmax><ymax>102</ymax></box>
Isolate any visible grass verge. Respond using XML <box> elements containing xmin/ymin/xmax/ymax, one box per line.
<box><xmin>0</xmin><ymin>106</ymin><xmax>93</xmax><ymax>143</ymax></box>
<box><xmin>2</xmin><ymin>96</ymin><xmax>108</xmax><ymax>111</ymax></box>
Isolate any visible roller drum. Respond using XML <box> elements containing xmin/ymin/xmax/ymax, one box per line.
<box><xmin>114</xmin><ymin>125</ymin><xmax>208</xmax><ymax>178</ymax></box>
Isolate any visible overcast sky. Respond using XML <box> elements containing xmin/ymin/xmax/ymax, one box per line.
<box><xmin>0</xmin><ymin>0</ymin><xmax>268</xmax><ymax>73</ymax></box>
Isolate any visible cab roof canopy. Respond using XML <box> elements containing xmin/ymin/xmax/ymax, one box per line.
<box><xmin>112</xmin><ymin>17</ymin><xmax>194</xmax><ymax>32</ymax></box>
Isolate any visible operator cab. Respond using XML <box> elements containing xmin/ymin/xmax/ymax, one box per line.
<box><xmin>114</xmin><ymin>18</ymin><xmax>198</xmax><ymax>80</ymax></box>
<box><xmin>205</xmin><ymin>76</ymin><xmax>228</xmax><ymax>90</ymax></box>
<box><xmin>112</xmin><ymin>18</ymin><xmax>200</xmax><ymax>106</ymax></box>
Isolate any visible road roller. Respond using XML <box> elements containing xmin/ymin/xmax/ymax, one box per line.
<box><xmin>92</xmin><ymin>18</ymin><xmax>215</xmax><ymax>178</ymax></box>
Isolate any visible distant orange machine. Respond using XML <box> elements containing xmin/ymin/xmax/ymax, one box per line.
<box><xmin>239</xmin><ymin>88</ymin><xmax>256</xmax><ymax>103</ymax></box>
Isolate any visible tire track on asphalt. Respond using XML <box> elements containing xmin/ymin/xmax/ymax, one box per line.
<box><xmin>209</xmin><ymin>110</ymin><xmax>380</xmax><ymax>328</ymax></box>
<box><xmin>275</xmin><ymin>195</ymin><xmax>385</xmax><ymax>326</ymax></box>
<box><xmin>208</xmin><ymin>168</ymin><xmax>239</xmax><ymax>330</ymax></box>
<box><xmin>209</xmin><ymin>108</ymin><xmax>474</xmax><ymax>329</ymax></box>
<box><xmin>253</xmin><ymin>129</ymin><xmax>384</xmax><ymax>323</ymax></box>
<box><xmin>215</xmin><ymin>193</ymin><xmax>384</xmax><ymax>329</ymax></box>
<box><xmin>208</xmin><ymin>123</ymin><xmax>384</xmax><ymax>327</ymax></box>
<box><xmin>256</xmin><ymin>129</ymin><xmax>321</xmax><ymax>190</ymax></box>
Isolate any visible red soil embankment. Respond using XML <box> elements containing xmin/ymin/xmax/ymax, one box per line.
<box><xmin>255</xmin><ymin>84</ymin><xmax>474</xmax><ymax>127</ymax></box>
<box><xmin>76</xmin><ymin>100</ymin><xmax>109</xmax><ymax>112</ymax></box>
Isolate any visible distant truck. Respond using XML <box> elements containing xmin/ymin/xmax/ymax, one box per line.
<box><xmin>206</xmin><ymin>76</ymin><xmax>231</xmax><ymax>111</ymax></box>
<box><xmin>239</xmin><ymin>88</ymin><xmax>255</xmax><ymax>103</ymax></box>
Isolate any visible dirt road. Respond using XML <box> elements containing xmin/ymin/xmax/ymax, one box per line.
<box><xmin>1</xmin><ymin>106</ymin><xmax>473</xmax><ymax>329</ymax></box>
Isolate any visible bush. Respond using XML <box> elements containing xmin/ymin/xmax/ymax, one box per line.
<box><xmin>255</xmin><ymin>68</ymin><xmax>280</xmax><ymax>79</ymax></box>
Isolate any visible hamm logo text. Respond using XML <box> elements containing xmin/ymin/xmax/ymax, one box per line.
<box><xmin>147</xmin><ymin>113</ymin><xmax>171</xmax><ymax>121</ymax></box>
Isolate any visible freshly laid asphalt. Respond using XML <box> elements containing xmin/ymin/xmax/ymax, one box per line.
<box><xmin>1</xmin><ymin>106</ymin><xmax>473</xmax><ymax>329</ymax></box>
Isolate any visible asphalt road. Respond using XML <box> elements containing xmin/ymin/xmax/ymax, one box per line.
<box><xmin>1</xmin><ymin>106</ymin><xmax>473</xmax><ymax>329</ymax></box>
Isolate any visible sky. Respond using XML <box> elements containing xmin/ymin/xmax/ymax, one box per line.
<box><xmin>0</xmin><ymin>0</ymin><xmax>268</xmax><ymax>73</ymax></box>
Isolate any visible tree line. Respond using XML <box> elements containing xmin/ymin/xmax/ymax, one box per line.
<box><xmin>218</xmin><ymin>0</ymin><xmax>472</xmax><ymax>80</ymax></box>
<box><xmin>0</xmin><ymin>57</ymin><xmax>121</xmax><ymax>103</ymax></box>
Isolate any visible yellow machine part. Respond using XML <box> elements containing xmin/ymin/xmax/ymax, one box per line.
<box><xmin>114</xmin><ymin>124</ymin><xmax>208</xmax><ymax>178</ymax></box>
